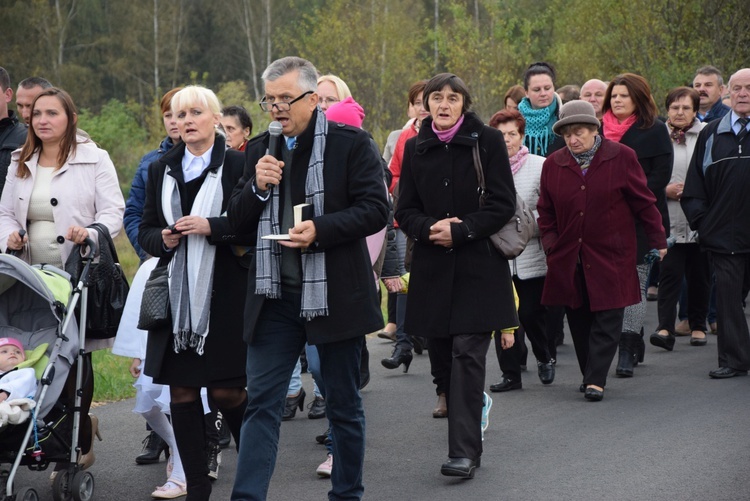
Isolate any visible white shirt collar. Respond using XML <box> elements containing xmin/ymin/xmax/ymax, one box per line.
<box><xmin>182</xmin><ymin>146</ymin><xmax>213</xmax><ymax>182</ymax></box>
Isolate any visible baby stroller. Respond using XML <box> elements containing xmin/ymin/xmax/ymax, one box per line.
<box><xmin>0</xmin><ymin>239</ymin><xmax>97</xmax><ymax>501</ymax></box>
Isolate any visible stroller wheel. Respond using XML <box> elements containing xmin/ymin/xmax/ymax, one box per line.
<box><xmin>51</xmin><ymin>470</ymin><xmax>72</xmax><ymax>501</ymax></box>
<box><xmin>15</xmin><ymin>487</ymin><xmax>40</xmax><ymax>501</ymax></box>
<box><xmin>71</xmin><ymin>471</ymin><xmax>94</xmax><ymax>501</ymax></box>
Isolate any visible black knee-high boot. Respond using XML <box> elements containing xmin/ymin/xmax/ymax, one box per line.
<box><xmin>219</xmin><ymin>393</ymin><xmax>247</xmax><ymax>451</ymax></box>
<box><xmin>170</xmin><ymin>400</ymin><xmax>211</xmax><ymax>500</ymax></box>
<box><xmin>616</xmin><ymin>332</ymin><xmax>638</xmax><ymax>377</ymax></box>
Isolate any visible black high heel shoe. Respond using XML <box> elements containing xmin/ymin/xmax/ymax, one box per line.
<box><xmin>381</xmin><ymin>347</ymin><xmax>413</xmax><ymax>373</ymax></box>
<box><xmin>282</xmin><ymin>388</ymin><xmax>306</xmax><ymax>421</ymax></box>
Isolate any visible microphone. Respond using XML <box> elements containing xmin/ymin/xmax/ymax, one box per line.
<box><xmin>267</xmin><ymin>121</ymin><xmax>283</xmax><ymax>160</ymax></box>
<box><xmin>265</xmin><ymin>121</ymin><xmax>283</xmax><ymax>191</ymax></box>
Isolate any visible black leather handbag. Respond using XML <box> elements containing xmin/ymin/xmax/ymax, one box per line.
<box><xmin>137</xmin><ymin>265</ymin><xmax>171</xmax><ymax>331</ymax></box>
<box><xmin>65</xmin><ymin>223</ymin><xmax>130</xmax><ymax>339</ymax></box>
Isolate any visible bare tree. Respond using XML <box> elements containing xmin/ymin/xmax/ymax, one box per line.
<box><xmin>434</xmin><ymin>0</ymin><xmax>439</xmax><ymax>72</ymax></box>
<box><xmin>153</xmin><ymin>0</ymin><xmax>159</xmax><ymax>96</ymax></box>
<box><xmin>237</xmin><ymin>0</ymin><xmax>261</xmax><ymax>99</ymax></box>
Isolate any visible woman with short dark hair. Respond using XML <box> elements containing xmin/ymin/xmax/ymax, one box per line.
<box><xmin>601</xmin><ymin>73</ymin><xmax>673</xmax><ymax>377</ymax></box>
<box><xmin>650</xmin><ymin>87</ymin><xmax>710</xmax><ymax>350</ymax></box>
<box><xmin>396</xmin><ymin>73</ymin><xmax>518</xmax><ymax>478</ymax></box>
<box><xmin>220</xmin><ymin>105</ymin><xmax>253</xmax><ymax>151</ymax></box>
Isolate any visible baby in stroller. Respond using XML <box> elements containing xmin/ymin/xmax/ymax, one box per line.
<box><xmin>0</xmin><ymin>337</ymin><xmax>38</xmax><ymax>428</ymax></box>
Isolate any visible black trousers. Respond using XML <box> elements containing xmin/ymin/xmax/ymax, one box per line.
<box><xmin>496</xmin><ymin>276</ymin><xmax>551</xmax><ymax>380</ymax></box>
<box><xmin>657</xmin><ymin>243</ymin><xmax>710</xmax><ymax>333</ymax></box>
<box><xmin>565</xmin><ymin>272</ymin><xmax>624</xmax><ymax>387</ymax></box>
<box><xmin>546</xmin><ymin>306</ymin><xmax>566</xmax><ymax>360</ymax></box>
<box><xmin>428</xmin><ymin>333</ymin><xmax>491</xmax><ymax>460</ymax></box>
<box><xmin>711</xmin><ymin>252</ymin><xmax>750</xmax><ymax>370</ymax></box>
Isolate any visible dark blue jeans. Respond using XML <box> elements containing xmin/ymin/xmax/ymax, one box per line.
<box><xmin>231</xmin><ymin>293</ymin><xmax>365</xmax><ymax>501</ymax></box>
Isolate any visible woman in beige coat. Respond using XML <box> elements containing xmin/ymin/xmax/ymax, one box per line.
<box><xmin>0</xmin><ymin>87</ymin><xmax>124</xmax><ymax>475</ymax></box>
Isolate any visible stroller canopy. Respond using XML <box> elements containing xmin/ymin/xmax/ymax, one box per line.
<box><xmin>0</xmin><ymin>254</ymin><xmax>72</xmax><ymax>323</ymax></box>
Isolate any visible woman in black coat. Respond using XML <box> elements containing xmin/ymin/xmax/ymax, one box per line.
<box><xmin>139</xmin><ymin>86</ymin><xmax>252</xmax><ymax>500</ymax></box>
<box><xmin>601</xmin><ymin>73</ymin><xmax>673</xmax><ymax>377</ymax></box>
<box><xmin>395</xmin><ymin>73</ymin><xmax>518</xmax><ymax>479</ymax></box>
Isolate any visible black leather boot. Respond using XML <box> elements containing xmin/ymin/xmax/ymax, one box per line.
<box><xmin>634</xmin><ymin>327</ymin><xmax>645</xmax><ymax>365</ymax></box>
<box><xmin>171</xmin><ymin>400</ymin><xmax>212</xmax><ymax>500</ymax></box>
<box><xmin>135</xmin><ymin>430</ymin><xmax>168</xmax><ymax>464</ymax></box>
<box><xmin>616</xmin><ymin>332</ymin><xmax>637</xmax><ymax>377</ymax></box>
<box><xmin>381</xmin><ymin>346</ymin><xmax>413</xmax><ymax>373</ymax></box>
<box><xmin>219</xmin><ymin>394</ymin><xmax>247</xmax><ymax>451</ymax></box>
<box><xmin>360</xmin><ymin>340</ymin><xmax>370</xmax><ymax>389</ymax></box>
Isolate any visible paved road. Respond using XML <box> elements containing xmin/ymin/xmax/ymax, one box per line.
<box><xmin>8</xmin><ymin>301</ymin><xmax>750</xmax><ymax>500</ymax></box>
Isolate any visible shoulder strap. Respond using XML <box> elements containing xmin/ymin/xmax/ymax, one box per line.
<box><xmin>472</xmin><ymin>141</ymin><xmax>487</xmax><ymax>205</ymax></box>
<box><xmin>88</xmin><ymin>222</ymin><xmax>120</xmax><ymax>264</ymax></box>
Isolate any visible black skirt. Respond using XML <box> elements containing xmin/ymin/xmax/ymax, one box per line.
<box><xmin>151</xmin><ymin>330</ymin><xmax>246</xmax><ymax>388</ymax></box>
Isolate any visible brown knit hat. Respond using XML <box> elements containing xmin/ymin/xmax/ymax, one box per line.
<box><xmin>552</xmin><ymin>100</ymin><xmax>599</xmax><ymax>135</ymax></box>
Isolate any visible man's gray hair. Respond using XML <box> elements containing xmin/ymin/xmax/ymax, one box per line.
<box><xmin>262</xmin><ymin>57</ymin><xmax>318</xmax><ymax>93</ymax></box>
<box><xmin>695</xmin><ymin>65</ymin><xmax>724</xmax><ymax>87</ymax></box>
<box><xmin>18</xmin><ymin>76</ymin><xmax>53</xmax><ymax>90</ymax></box>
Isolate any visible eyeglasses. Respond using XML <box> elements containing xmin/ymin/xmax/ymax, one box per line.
<box><xmin>259</xmin><ymin>90</ymin><xmax>313</xmax><ymax>112</ymax></box>
<box><xmin>319</xmin><ymin>96</ymin><xmax>340</xmax><ymax>106</ymax></box>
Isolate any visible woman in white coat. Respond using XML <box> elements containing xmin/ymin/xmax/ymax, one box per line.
<box><xmin>487</xmin><ymin>109</ymin><xmax>555</xmax><ymax>392</ymax></box>
<box><xmin>650</xmin><ymin>87</ymin><xmax>710</xmax><ymax>350</ymax></box>
<box><xmin>0</xmin><ymin>87</ymin><xmax>124</xmax><ymax>474</ymax></box>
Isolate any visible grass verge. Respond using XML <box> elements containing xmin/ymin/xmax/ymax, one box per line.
<box><xmin>94</xmin><ymin>234</ymin><xmax>392</xmax><ymax>403</ymax></box>
<box><xmin>92</xmin><ymin>349</ymin><xmax>137</xmax><ymax>403</ymax></box>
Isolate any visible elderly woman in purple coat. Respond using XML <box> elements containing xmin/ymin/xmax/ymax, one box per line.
<box><xmin>537</xmin><ymin>101</ymin><xmax>667</xmax><ymax>401</ymax></box>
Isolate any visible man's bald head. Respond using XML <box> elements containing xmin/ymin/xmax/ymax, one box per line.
<box><xmin>580</xmin><ymin>79</ymin><xmax>608</xmax><ymax>119</ymax></box>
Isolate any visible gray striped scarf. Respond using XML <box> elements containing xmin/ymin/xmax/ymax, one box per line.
<box><xmin>255</xmin><ymin>109</ymin><xmax>329</xmax><ymax>319</ymax></box>
<box><xmin>162</xmin><ymin>162</ymin><xmax>224</xmax><ymax>355</ymax></box>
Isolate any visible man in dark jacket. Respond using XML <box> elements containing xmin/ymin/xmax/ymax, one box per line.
<box><xmin>0</xmin><ymin>67</ymin><xmax>27</xmax><ymax>197</ymax></box>
<box><xmin>693</xmin><ymin>65</ymin><xmax>731</xmax><ymax>123</ymax></box>
<box><xmin>682</xmin><ymin>68</ymin><xmax>750</xmax><ymax>379</ymax></box>
<box><xmin>227</xmin><ymin>56</ymin><xmax>388</xmax><ymax>501</ymax></box>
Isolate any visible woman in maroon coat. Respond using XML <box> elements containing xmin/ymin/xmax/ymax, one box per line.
<box><xmin>537</xmin><ymin>101</ymin><xmax>667</xmax><ymax>401</ymax></box>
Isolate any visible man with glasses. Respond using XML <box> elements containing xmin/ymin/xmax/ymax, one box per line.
<box><xmin>227</xmin><ymin>56</ymin><xmax>388</xmax><ymax>501</ymax></box>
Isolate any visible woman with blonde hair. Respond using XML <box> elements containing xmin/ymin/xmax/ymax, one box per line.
<box><xmin>316</xmin><ymin>74</ymin><xmax>352</xmax><ymax>112</ymax></box>
<box><xmin>139</xmin><ymin>85</ymin><xmax>252</xmax><ymax>500</ymax></box>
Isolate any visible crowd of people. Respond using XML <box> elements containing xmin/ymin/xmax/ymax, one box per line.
<box><xmin>0</xmin><ymin>56</ymin><xmax>749</xmax><ymax>500</ymax></box>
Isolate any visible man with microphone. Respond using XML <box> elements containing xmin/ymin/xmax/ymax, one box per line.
<box><xmin>227</xmin><ymin>56</ymin><xmax>388</xmax><ymax>501</ymax></box>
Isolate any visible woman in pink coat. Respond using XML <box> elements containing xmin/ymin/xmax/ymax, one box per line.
<box><xmin>537</xmin><ymin>101</ymin><xmax>666</xmax><ymax>401</ymax></box>
<box><xmin>0</xmin><ymin>87</ymin><xmax>124</xmax><ymax>474</ymax></box>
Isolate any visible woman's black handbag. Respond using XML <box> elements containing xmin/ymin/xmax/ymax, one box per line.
<box><xmin>137</xmin><ymin>265</ymin><xmax>171</xmax><ymax>331</ymax></box>
<box><xmin>65</xmin><ymin>223</ymin><xmax>130</xmax><ymax>339</ymax></box>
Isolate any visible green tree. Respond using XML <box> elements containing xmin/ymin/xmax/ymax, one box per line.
<box><xmin>78</xmin><ymin>99</ymin><xmax>149</xmax><ymax>193</ymax></box>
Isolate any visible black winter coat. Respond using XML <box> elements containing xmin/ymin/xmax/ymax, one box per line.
<box><xmin>605</xmin><ymin>118</ymin><xmax>673</xmax><ymax>263</ymax></box>
<box><xmin>0</xmin><ymin>111</ymin><xmax>27</xmax><ymax>196</ymax></box>
<box><xmin>682</xmin><ymin>113</ymin><xmax>750</xmax><ymax>253</ymax></box>
<box><xmin>139</xmin><ymin>134</ymin><xmax>254</xmax><ymax>384</ymax></box>
<box><xmin>227</xmin><ymin>109</ymin><xmax>389</xmax><ymax>345</ymax></box>
<box><xmin>395</xmin><ymin>112</ymin><xmax>518</xmax><ymax>338</ymax></box>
